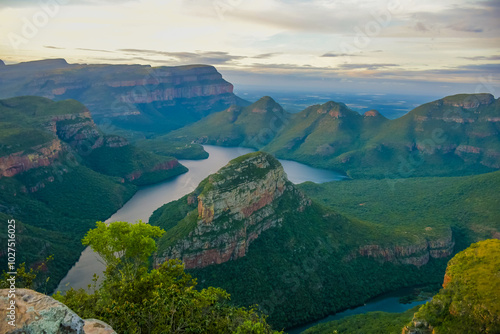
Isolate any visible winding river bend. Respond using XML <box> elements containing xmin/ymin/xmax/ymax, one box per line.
<box><xmin>56</xmin><ymin>145</ymin><xmax>345</xmax><ymax>292</ymax></box>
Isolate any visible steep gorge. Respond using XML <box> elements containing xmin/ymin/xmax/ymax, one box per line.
<box><xmin>149</xmin><ymin>152</ymin><xmax>455</xmax><ymax>329</ymax></box>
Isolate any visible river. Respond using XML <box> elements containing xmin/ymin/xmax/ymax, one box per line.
<box><xmin>286</xmin><ymin>288</ymin><xmax>430</xmax><ymax>333</ymax></box>
<box><xmin>56</xmin><ymin>145</ymin><xmax>345</xmax><ymax>292</ymax></box>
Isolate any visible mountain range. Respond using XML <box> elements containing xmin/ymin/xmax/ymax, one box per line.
<box><xmin>167</xmin><ymin>94</ymin><xmax>500</xmax><ymax>178</ymax></box>
<box><xmin>0</xmin><ymin>59</ymin><xmax>249</xmax><ymax>135</ymax></box>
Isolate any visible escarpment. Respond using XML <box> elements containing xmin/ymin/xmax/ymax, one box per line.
<box><xmin>0</xmin><ymin>60</ymin><xmax>248</xmax><ymax>133</ymax></box>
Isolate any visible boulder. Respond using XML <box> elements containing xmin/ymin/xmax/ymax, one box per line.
<box><xmin>0</xmin><ymin>288</ymin><xmax>116</xmax><ymax>334</ymax></box>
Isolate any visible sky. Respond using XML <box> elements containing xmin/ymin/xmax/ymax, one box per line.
<box><xmin>0</xmin><ymin>0</ymin><xmax>499</xmax><ymax>97</ymax></box>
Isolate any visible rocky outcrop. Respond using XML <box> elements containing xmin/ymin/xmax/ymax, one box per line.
<box><xmin>155</xmin><ymin>152</ymin><xmax>311</xmax><ymax>269</ymax></box>
<box><xmin>346</xmin><ymin>229</ymin><xmax>454</xmax><ymax>267</ymax></box>
<box><xmin>0</xmin><ymin>139</ymin><xmax>64</xmax><ymax>178</ymax></box>
<box><xmin>363</xmin><ymin>109</ymin><xmax>381</xmax><ymax>117</ymax></box>
<box><xmin>441</xmin><ymin>93</ymin><xmax>495</xmax><ymax>109</ymax></box>
<box><xmin>0</xmin><ymin>288</ymin><xmax>116</xmax><ymax>334</ymax></box>
<box><xmin>125</xmin><ymin>159</ymin><xmax>180</xmax><ymax>182</ymax></box>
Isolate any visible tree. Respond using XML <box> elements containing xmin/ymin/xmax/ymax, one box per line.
<box><xmin>55</xmin><ymin>221</ymin><xmax>282</xmax><ymax>334</ymax></box>
<box><xmin>82</xmin><ymin>220</ymin><xmax>164</xmax><ymax>282</ymax></box>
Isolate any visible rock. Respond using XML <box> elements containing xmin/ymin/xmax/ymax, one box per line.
<box><xmin>363</xmin><ymin>109</ymin><xmax>381</xmax><ymax>117</ymax></box>
<box><xmin>83</xmin><ymin>319</ymin><xmax>116</xmax><ymax>334</ymax></box>
<box><xmin>0</xmin><ymin>288</ymin><xmax>116</xmax><ymax>334</ymax></box>
<box><xmin>346</xmin><ymin>228</ymin><xmax>455</xmax><ymax>267</ymax></box>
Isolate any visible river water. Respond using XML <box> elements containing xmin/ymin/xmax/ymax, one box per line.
<box><xmin>286</xmin><ymin>288</ymin><xmax>429</xmax><ymax>333</ymax></box>
<box><xmin>56</xmin><ymin>145</ymin><xmax>345</xmax><ymax>292</ymax></box>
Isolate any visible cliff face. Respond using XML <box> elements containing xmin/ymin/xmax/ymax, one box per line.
<box><xmin>155</xmin><ymin>152</ymin><xmax>310</xmax><ymax>269</ymax></box>
<box><xmin>347</xmin><ymin>229</ymin><xmax>455</xmax><ymax>267</ymax></box>
<box><xmin>0</xmin><ymin>96</ymin><xmax>185</xmax><ymax>189</ymax></box>
<box><xmin>0</xmin><ymin>139</ymin><xmax>64</xmax><ymax>178</ymax></box>
<box><xmin>0</xmin><ymin>60</ymin><xmax>246</xmax><ymax>133</ymax></box>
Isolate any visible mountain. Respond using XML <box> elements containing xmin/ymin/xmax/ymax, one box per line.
<box><xmin>265</xmin><ymin>93</ymin><xmax>500</xmax><ymax>178</ymax></box>
<box><xmin>0</xmin><ymin>59</ymin><xmax>249</xmax><ymax>135</ymax></box>
<box><xmin>159</xmin><ymin>96</ymin><xmax>290</xmax><ymax>149</ymax></box>
<box><xmin>149</xmin><ymin>152</ymin><xmax>455</xmax><ymax>328</ymax></box>
<box><xmin>402</xmin><ymin>239</ymin><xmax>500</xmax><ymax>334</ymax></box>
<box><xmin>0</xmin><ymin>96</ymin><xmax>187</xmax><ymax>291</ymax></box>
<box><xmin>263</xmin><ymin>100</ymin><xmax>387</xmax><ymax>164</ymax></box>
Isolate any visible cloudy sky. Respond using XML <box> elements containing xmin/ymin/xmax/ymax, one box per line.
<box><xmin>0</xmin><ymin>0</ymin><xmax>499</xmax><ymax>96</ymax></box>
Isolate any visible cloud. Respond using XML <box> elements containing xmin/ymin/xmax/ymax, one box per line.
<box><xmin>321</xmin><ymin>53</ymin><xmax>361</xmax><ymax>58</ymax></box>
<box><xmin>460</xmin><ymin>55</ymin><xmax>500</xmax><ymax>61</ymax></box>
<box><xmin>117</xmin><ymin>49</ymin><xmax>245</xmax><ymax>65</ymax></box>
<box><xmin>338</xmin><ymin>63</ymin><xmax>400</xmax><ymax>70</ymax></box>
<box><xmin>76</xmin><ymin>48</ymin><xmax>113</xmax><ymax>53</ymax></box>
<box><xmin>251</xmin><ymin>53</ymin><xmax>281</xmax><ymax>59</ymax></box>
<box><xmin>44</xmin><ymin>45</ymin><xmax>65</xmax><ymax>50</ymax></box>
<box><xmin>447</xmin><ymin>23</ymin><xmax>483</xmax><ymax>33</ymax></box>
<box><xmin>0</xmin><ymin>0</ymin><xmax>137</xmax><ymax>7</ymax></box>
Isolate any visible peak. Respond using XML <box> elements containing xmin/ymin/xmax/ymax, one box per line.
<box><xmin>228</xmin><ymin>151</ymin><xmax>279</xmax><ymax>167</ymax></box>
<box><xmin>440</xmin><ymin>93</ymin><xmax>495</xmax><ymax>109</ymax></box>
<box><xmin>317</xmin><ymin>101</ymin><xmax>357</xmax><ymax>118</ymax></box>
<box><xmin>248</xmin><ymin>96</ymin><xmax>283</xmax><ymax>113</ymax></box>
<box><xmin>198</xmin><ymin>151</ymin><xmax>285</xmax><ymax>195</ymax></box>
<box><xmin>0</xmin><ymin>59</ymin><xmax>4</xmax><ymax>66</ymax></box>
<box><xmin>364</xmin><ymin>109</ymin><xmax>382</xmax><ymax>117</ymax></box>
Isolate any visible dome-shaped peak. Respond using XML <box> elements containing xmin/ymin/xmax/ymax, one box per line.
<box><xmin>248</xmin><ymin>96</ymin><xmax>283</xmax><ymax>113</ymax></box>
<box><xmin>0</xmin><ymin>59</ymin><xmax>5</xmax><ymax>66</ymax></box>
<box><xmin>364</xmin><ymin>109</ymin><xmax>381</xmax><ymax>117</ymax></box>
<box><xmin>317</xmin><ymin>101</ymin><xmax>357</xmax><ymax>118</ymax></box>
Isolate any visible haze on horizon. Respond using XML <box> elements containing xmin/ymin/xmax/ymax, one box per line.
<box><xmin>0</xmin><ymin>0</ymin><xmax>499</xmax><ymax>97</ymax></box>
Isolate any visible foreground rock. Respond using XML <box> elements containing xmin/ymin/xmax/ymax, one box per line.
<box><xmin>0</xmin><ymin>289</ymin><xmax>116</xmax><ymax>334</ymax></box>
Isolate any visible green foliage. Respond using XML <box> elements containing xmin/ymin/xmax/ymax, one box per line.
<box><xmin>55</xmin><ymin>222</ymin><xmax>281</xmax><ymax>334</ymax></box>
<box><xmin>83</xmin><ymin>221</ymin><xmax>164</xmax><ymax>281</ymax></box>
<box><xmin>304</xmin><ymin>306</ymin><xmax>420</xmax><ymax>334</ymax></box>
<box><xmin>0</xmin><ymin>256</ymin><xmax>53</xmax><ymax>291</ymax></box>
<box><xmin>298</xmin><ymin>170</ymin><xmax>500</xmax><ymax>251</ymax></box>
<box><xmin>409</xmin><ymin>239</ymin><xmax>500</xmax><ymax>334</ymax></box>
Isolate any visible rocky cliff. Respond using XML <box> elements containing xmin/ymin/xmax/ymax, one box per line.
<box><xmin>346</xmin><ymin>229</ymin><xmax>455</xmax><ymax>267</ymax></box>
<box><xmin>0</xmin><ymin>60</ymin><xmax>248</xmax><ymax>134</ymax></box>
<box><xmin>0</xmin><ymin>289</ymin><xmax>116</xmax><ymax>334</ymax></box>
<box><xmin>153</xmin><ymin>152</ymin><xmax>310</xmax><ymax>269</ymax></box>
<box><xmin>0</xmin><ymin>96</ymin><xmax>185</xmax><ymax>188</ymax></box>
